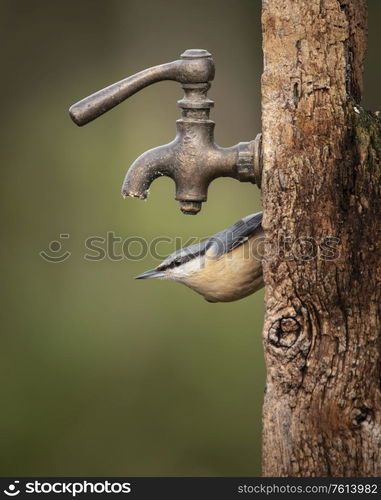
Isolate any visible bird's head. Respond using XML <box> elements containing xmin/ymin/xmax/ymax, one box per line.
<box><xmin>135</xmin><ymin>243</ymin><xmax>209</xmax><ymax>283</ymax></box>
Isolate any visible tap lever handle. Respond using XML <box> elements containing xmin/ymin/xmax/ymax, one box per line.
<box><xmin>69</xmin><ymin>49</ymin><xmax>214</xmax><ymax>126</ymax></box>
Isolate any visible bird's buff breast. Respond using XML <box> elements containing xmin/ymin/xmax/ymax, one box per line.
<box><xmin>185</xmin><ymin>233</ymin><xmax>264</xmax><ymax>302</ymax></box>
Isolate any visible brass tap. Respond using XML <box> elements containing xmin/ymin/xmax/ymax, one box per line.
<box><xmin>69</xmin><ymin>49</ymin><xmax>262</xmax><ymax>214</ymax></box>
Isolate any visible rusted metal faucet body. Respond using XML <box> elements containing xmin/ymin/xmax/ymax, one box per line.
<box><xmin>69</xmin><ymin>49</ymin><xmax>261</xmax><ymax>214</ymax></box>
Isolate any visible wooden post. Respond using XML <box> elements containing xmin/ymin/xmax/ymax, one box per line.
<box><xmin>261</xmin><ymin>0</ymin><xmax>381</xmax><ymax>476</ymax></box>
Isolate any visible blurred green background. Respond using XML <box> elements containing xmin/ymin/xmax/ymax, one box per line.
<box><xmin>0</xmin><ymin>0</ymin><xmax>379</xmax><ymax>477</ymax></box>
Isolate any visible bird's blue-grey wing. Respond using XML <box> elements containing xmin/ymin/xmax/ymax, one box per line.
<box><xmin>206</xmin><ymin>211</ymin><xmax>263</xmax><ymax>257</ymax></box>
<box><xmin>155</xmin><ymin>211</ymin><xmax>262</xmax><ymax>269</ymax></box>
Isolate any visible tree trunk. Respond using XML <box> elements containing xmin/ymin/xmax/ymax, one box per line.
<box><xmin>261</xmin><ymin>0</ymin><xmax>381</xmax><ymax>477</ymax></box>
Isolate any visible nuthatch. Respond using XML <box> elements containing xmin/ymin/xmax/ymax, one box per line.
<box><xmin>135</xmin><ymin>212</ymin><xmax>264</xmax><ymax>302</ymax></box>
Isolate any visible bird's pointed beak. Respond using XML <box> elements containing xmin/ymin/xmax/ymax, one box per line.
<box><xmin>135</xmin><ymin>268</ymin><xmax>164</xmax><ymax>280</ymax></box>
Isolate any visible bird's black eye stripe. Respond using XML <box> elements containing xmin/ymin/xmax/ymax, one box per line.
<box><xmin>157</xmin><ymin>252</ymin><xmax>199</xmax><ymax>271</ymax></box>
<box><xmin>167</xmin><ymin>259</ymin><xmax>182</xmax><ymax>269</ymax></box>
<box><xmin>157</xmin><ymin>260</ymin><xmax>179</xmax><ymax>271</ymax></box>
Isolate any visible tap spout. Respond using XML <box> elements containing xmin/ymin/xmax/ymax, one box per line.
<box><xmin>121</xmin><ymin>121</ymin><xmax>261</xmax><ymax>215</ymax></box>
<box><xmin>121</xmin><ymin>143</ymin><xmax>175</xmax><ymax>200</ymax></box>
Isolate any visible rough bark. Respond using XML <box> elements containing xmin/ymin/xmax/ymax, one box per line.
<box><xmin>261</xmin><ymin>0</ymin><xmax>381</xmax><ymax>476</ymax></box>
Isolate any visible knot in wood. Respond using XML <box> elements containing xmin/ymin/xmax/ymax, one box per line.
<box><xmin>350</xmin><ymin>406</ymin><xmax>373</xmax><ymax>428</ymax></box>
<box><xmin>268</xmin><ymin>317</ymin><xmax>301</xmax><ymax>348</ymax></box>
